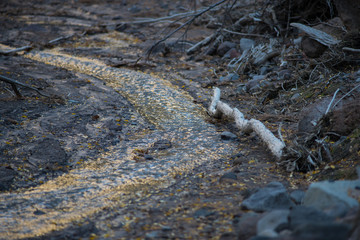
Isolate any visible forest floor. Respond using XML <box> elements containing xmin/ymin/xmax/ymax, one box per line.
<box><xmin>0</xmin><ymin>0</ymin><xmax>359</xmax><ymax>239</ymax></box>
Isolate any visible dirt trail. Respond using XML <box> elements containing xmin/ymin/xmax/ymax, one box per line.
<box><xmin>1</xmin><ymin>0</ymin><xmax>359</xmax><ymax>239</ymax></box>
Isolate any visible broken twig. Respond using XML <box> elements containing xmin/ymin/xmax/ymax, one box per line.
<box><xmin>146</xmin><ymin>0</ymin><xmax>228</xmax><ymax>58</ymax></box>
<box><xmin>0</xmin><ymin>75</ymin><xmax>49</xmax><ymax>98</ymax></box>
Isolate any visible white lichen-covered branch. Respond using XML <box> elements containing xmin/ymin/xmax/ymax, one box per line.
<box><xmin>209</xmin><ymin>87</ymin><xmax>285</xmax><ymax>159</ymax></box>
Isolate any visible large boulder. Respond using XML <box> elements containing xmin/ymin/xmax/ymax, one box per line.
<box><xmin>303</xmin><ymin>179</ymin><xmax>360</xmax><ymax>212</ymax></box>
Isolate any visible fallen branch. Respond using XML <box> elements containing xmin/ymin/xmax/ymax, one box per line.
<box><xmin>290</xmin><ymin>22</ymin><xmax>341</xmax><ymax>47</ymax></box>
<box><xmin>186</xmin><ymin>33</ymin><xmax>216</xmax><ymax>55</ymax></box>
<box><xmin>0</xmin><ymin>46</ymin><xmax>33</xmax><ymax>55</ymax></box>
<box><xmin>146</xmin><ymin>0</ymin><xmax>228</xmax><ymax>58</ymax></box>
<box><xmin>208</xmin><ymin>87</ymin><xmax>285</xmax><ymax>159</ymax></box>
<box><xmin>0</xmin><ymin>75</ymin><xmax>49</xmax><ymax>98</ymax></box>
<box><xmin>343</xmin><ymin>47</ymin><xmax>360</xmax><ymax>53</ymax></box>
<box><xmin>223</xmin><ymin>28</ymin><xmax>269</xmax><ymax>38</ymax></box>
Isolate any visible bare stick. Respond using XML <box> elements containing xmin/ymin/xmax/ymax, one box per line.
<box><xmin>186</xmin><ymin>33</ymin><xmax>216</xmax><ymax>55</ymax></box>
<box><xmin>223</xmin><ymin>28</ymin><xmax>269</xmax><ymax>38</ymax></box>
<box><xmin>0</xmin><ymin>46</ymin><xmax>33</xmax><ymax>55</ymax></box>
<box><xmin>325</xmin><ymin>88</ymin><xmax>340</xmax><ymax>114</ymax></box>
<box><xmin>332</xmin><ymin>83</ymin><xmax>360</xmax><ymax>110</ymax></box>
<box><xmin>0</xmin><ymin>75</ymin><xmax>49</xmax><ymax>97</ymax></box>
<box><xmin>146</xmin><ymin>0</ymin><xmax>228</xmax><ymax>58</ymax></box>
<box><xmin>343</xmin><ymin>47</ymin><xmax>360</xmax><ymax>53</ymax></box>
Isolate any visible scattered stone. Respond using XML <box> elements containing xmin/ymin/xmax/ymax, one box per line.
<box><xmin>298</xmin><ymin>97</ymin><xmax>332</xmax><ymax>134</ymax></box>
<box><xmin>240</xmin><ymin>38</ymin><xmax>255</xmax><ymax>52</ymax></box>
<box><xmin>221</xmin><ymin>131</ymin><xmax>238</xmax><ymax>140</ymax></box>
<box><xmin>289</xmin><ymin>189</ymin><xmax>305</xmax><ymax>204</ymax></box>
<box><xmin>223</xmin><ymin>48</ymin><xmax>240</xmax><ymax>59</ymax></box>
<box><xmin>151</xmin><ymin>139</ymin><xmax>172</xmax><ymax>150</ymax></box>
<box><xmin>293</xmin><ymin>37</ymin><xmax>302</xmax><ymax>46</ymax></box>
<box><xmin>128</xmin><ymin>5</ymin><xmax>141</xmax><ymax>13</ymax></box>
<box><xmin>288</xmin><ymin>206</ymin><xmax>334</xmax><ymax>230</ymax></box>
<box><xmin>217</xmin><ymin>41</ymin><xmax>237</xmax><ymax>57</ymax></box>
<box><xmin>277</xmin><ymin>69</ymin><xmax>292</xmax><ymax>80</ymax></box>
<box><xmin>323</xmin><ymin>99</ymin><xmax>360</xmax><ymax>136</ymax></box>
<box><xmin>291</xmin><ymin>222</ymin><xmax>351</xmax><ymax>240</ymax></box>
<box><xmin>257</xmin><ymin>209</ymin><xmax>289</xmax><ymax>237</ymax></box>
<box><xmin>219</xmin><ymin>73</ymin><xmax>240</xmax><ymax>83</ymax></box>
<box><xmin>145</xmin><ymin>230</ymin><xmax>163</xmax><ymax>239</ymax></box>
<box><xmin>241</xmin><ymin>182</ymin><xmax>294</xmax><ymax>212</ymax></box>
<box><xmin>303</xmin><ymin>179</ymin><xmax>360</xmax><ymax>213</ymax></box>
<box><xmin>144</xmin><ymin>154</ymin><xmax>154</xmax><ymax>160</ymax></box>
<box><xmin>301</xmin><ymin>36</ymin><xmax>328</xmax><ymax>58</ymax></box>
<box><xmin>233</xmin><ymin>212</ymin><xmax>263</xmax><ymax>240</ymax></box>
<box><xmin>245</xmin><ymin>75</ymin><xmax>266</xmax><ymax>93</ymax></box>
<box><xmin>231</xmin><ymin>152</ymin><xmax>245</xmax><ymax>166</ymax></box>
<box><xmin>219</xmin><ymin>172</ymin><xmax>238</xmax><ymax>183</ymax></box>
<box><xmin>107</xmin><ymin>120</ymin><xmax>123</xmax><ymax>132</ymax></box>
<box><xmin>290</xmin><ymin>93</ymin><xmax>301</xmax><ymax>102</ymax></box>
<box><xmin>259</xmin><ymin>66</ymin><xmax>269</xmax><ymax>75</ymax></box>
<box><xmin>193</xmin><ymin>207</ymin><xmax>215</xmax><ymax>218</ymax></box>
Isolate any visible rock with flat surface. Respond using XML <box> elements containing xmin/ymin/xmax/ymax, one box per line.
<box><xmin>303</xmin><ymin>179</ymin><xmax>360</xmax><ymax>212</ymax></box>
<box><xmin>240</xmin><ymin>38</ymin><xmax>255</xmax><ymax>52</ymax></box>
<box><xmin>291</xmin><ymin>222</ymin><xmax>351</xmax><ymax>240</ymax></box>
<box><xmin>288</xmin><ymin>206</ymin><xmax>334</xmax><ymax>230</ymax></box>
<box><xmin>241</xmin><ymin>182</ymin><xmax>294</xmax><ymax>212</ymax></box>
<box><xmin>257</xmin><ymin>209</ymin><xmax>289</xmax><ymax>237</ymax></box>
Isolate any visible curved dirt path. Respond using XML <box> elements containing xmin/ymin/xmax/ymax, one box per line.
<box><xmin>0</xmin><ymin>43</ymin><xmax>239</xmax><ymax>239</ymax></box>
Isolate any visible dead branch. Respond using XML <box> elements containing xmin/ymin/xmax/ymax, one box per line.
<box><xmin>146</xmin><ymin>0</ymin><xmax>228</xmax><ymax>58</ymax></box>
<box><xmin>208</xmin><ymin>87</ymin><xmax>285</xmax><ymax>159</ymax></box>
<box><xmin>223</xmin><ymin>28</ymin><xmax>270</xmax><ymax>38</ymax></box>
<box><xmin>0</xmin><ymin>46</ymin><xmax>33</xmax><ymax>55</ymax></box>
<box><xmin>290</xmin><ymin>22</ymin><xmax>341</xmax><ymax>47</ymax></box>
<box><xmin>186</xmin><ymin>33</ymin><xmax>217</xmax><ymax>55</ymax></box>
<box><xmin>0</xmin><ymin>75</ymin><xmax>49</xmax><ymax>98</ymax></box>
<box><xmin>343</xmin><ymin>47</ymin><xmax>360</xmax><ymax>53</ymax></box>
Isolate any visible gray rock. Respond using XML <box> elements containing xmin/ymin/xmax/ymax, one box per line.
<box><xmin>325</xmin><ymin>202</ymin><xmax>350</xmax><ymax>218</ymax></box>
<box><xmin>240</xmin><ymin>38</ymin><xmax>255</xmax><ymax>52</ymax></box>
<box><xmin>301</xmin><ymin>36</ymin><xmax>327</xmax><ymax>58</ymax></box>
<box><xmin>289</xmin><ymin>206</ymin><xmax>334</xmax><ymax>230</ymax></box>
<box><xmin>219</xmin><ymin>73</ymin><xmax>240</xmax><ymax>83</ymax></box>
<box><xmin>128</xmin><ymin>5</ymin><xmax>141</xmax><ymax>13</ymax></box>
<box><xmin>257</xmin><ymin>209</ymin><xmax>289</xmax><ymax>237</ymax></box>
<box><xmin>297</xmin><ymin>97</ymin><xmax>331</xmax><ymax>134</ymax></box>
<box><xmin>245</xmin><ymin>75</ymin><xmax>266</xmax><ymax>92</ymax></box>
<box><xmin>293</xmin><ymin>37</ymin><xmax>302</xmax><ymax>46</ymax></box>
<box><xmin>303</xmin><ymin>180</ymin><xmax>360</xmax><ymax>212</ymax></box>
<box><xmin>221</xmin><ymin>131</ymin><xmax>237</xmax><ymax>140</ymax></box>
<box><xmin>194</xmin><ymin>207</ymin><xmax>215</xmax><ymax>218</ymax></box>
<box><xmin>260</xmin><ymin>66</ymin><xmax>269</xmax><ymax>75</ymax></box>
<box><xmin>223</xmin><ymin>48</ymin><xmax>240</xmax><ymax>59</ymax></box>
<box><xmin>289</xmin><ymin>189</ymin><xmax>305</xmax><ymax>204</ymax></box>
<box><xmin>217</xmin><ymin>41</ymin><xmax>237</xmax><ymax>57</ymax></box>
<box><xmin>291</xmin><ymin>222</ymin><xmax>351</xmax><ymax>240</ymax></box>
<box><xmin>220</xmin><ymin>172</ymin><xmax>238</xmax><ymax>182</ymax></box>
<box><xmin>290</xmin><ymin>93</ymin><xmax>301</xmax><ymax>102</ymax></box>
<box><xmin>233</xmin><ymin>212</ymin><xmax>263</xmax><ymax>240</ymax></box>
<box><xmin>277</xmin><ymin>69</ymin><xmax>292</xmax><ymax>80</ymax></box>
<box><xmin>241</xmin><ymin>182</ymin><xmax>294</xmax><ymax>212</ymax></box>
<box><xmin>151</xmin><ymin>139</ymin><xmax>172</xmax><ymax>150</ymax></box>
